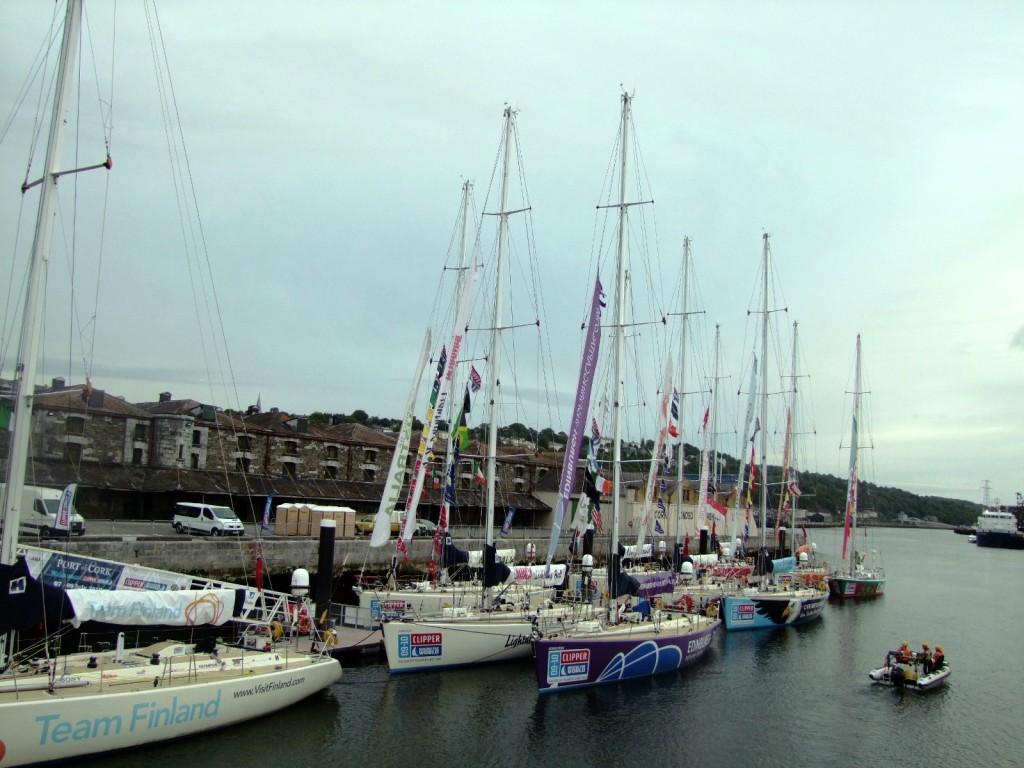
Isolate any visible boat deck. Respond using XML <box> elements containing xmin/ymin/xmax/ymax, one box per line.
<box><xmin>0</xmin><ymin>640</ymin><xmax>337</xmax><ymax>703</ymax></box>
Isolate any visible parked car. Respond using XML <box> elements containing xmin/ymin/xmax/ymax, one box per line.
<box><xmin>354</xmin><ymin>516</ymin><xmax>375</xmax><ymax>536</ymax></box>
<box><xmin>354</xmin><ymin>515</ymin><xmax>401</xmax><ymax>536</ymax></box>
<box><xmin>414</xmin><ymin>519</ymin><xmax>438</xmax><ymax>536</ymax></box>
<box><xmin>172</xmin><ymin>502</ymin><xmax>245</xmax><ymax>536</ymax></box>
<box><xmin>1</xmin><ymin>483</ymin><xmax>86</xmax><ymax>537</ymax></box>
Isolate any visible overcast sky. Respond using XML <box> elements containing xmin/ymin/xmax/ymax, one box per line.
<box><xmin>2</xmin><ymin>1</ymin><xmax>1022</xmax><ymax>507</ymax></box>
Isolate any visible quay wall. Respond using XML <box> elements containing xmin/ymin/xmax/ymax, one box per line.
<box><xmin>32</xmin><ymin>531</ymin><xmax>576</xmax><ymax>582</ymax></box>
<box><xmin>34</xmin><ymin>522</ymin><xmax>939</xmax><ymax>583</ymax></box>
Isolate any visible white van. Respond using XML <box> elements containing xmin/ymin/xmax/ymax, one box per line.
<box><xmin>172</xmin><ymin>502</ymin><xmax>245</xmax><ymax>536</ymax></box>
<box><xmin>0</xmin><ymin>483</ymin><xmax>87</xmax><ymax>537</ymax></box>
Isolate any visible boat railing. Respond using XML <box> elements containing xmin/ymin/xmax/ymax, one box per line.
<box><xmin>327</xmin><ymin>601</ymin><xmax>378</xmax><ymax>631</ymax></box>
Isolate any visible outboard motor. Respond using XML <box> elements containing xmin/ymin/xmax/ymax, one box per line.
<box><xmin>890</xmin><ymin>665</ymin><xmax>906</xmax><ymax>689</ymax></box>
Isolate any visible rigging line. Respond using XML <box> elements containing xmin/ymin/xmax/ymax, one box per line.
<box><xmin>65</xmin><ymin>24</ymin><xmax>114</xmax><ymax>393</ymax></box>
<box><xmin>626</xmin><ymin>120</ymin><xmax>668</xmax><ymax>321</ymax></box>
<box><xmin>65</xmin><ymin>58</ymin><xmax>81</xmax><ymax>386</ymax></box>
<box><xmin>0</xmin><ymin>200</ymin><xmax>32</xmax><ymax>374</ymax></box>
<box><xmin>149</xmin><ymin>2</ymin><xmax>255</xmax><ymax>502</ymax></box>
<box><xmin>0</xmin><ymin>2</ymin><xmax>58</xmax><ymax>152</ymax></box>
<box><xmin>80</xmin><ymin>0</ymin><xmax>112</xmax><ymax>154</ymax></box>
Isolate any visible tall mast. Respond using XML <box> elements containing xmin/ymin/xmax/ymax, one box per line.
<box><xmin>484</xmin><ymin>108</ymin><xmax>514</xmax><ymax>589</ymax></box>
<box><xmin>674</xmin><ymin>238</ymin><xmax>690</xmax><ymax>553</ymax></box>
<box><xmin>786</xmin><ymin>322</ymin><xmax>800</xmax><ymax>528</ymax></box>
<box><xmin>845</xmin><ymin>334</ymin><xmax>862</xmax><ymax>570</ymax></box>
<box><xmin>456</xmin><ymin>180</ymin><xmax>473</xmax><ymax>306</ymax></box>
<box><xmin>731</xmin><ymin>353</ymin><xmax>758</xmax><ymax>552</ymax></box>
<box><xmin>610</xmin><ymin>93</ymin><xmax>631</xmax><ymax>600</ymax></box>
<box><xmin>1</xmin><ymin>0</ymin><xmax>84</xmax><ymax>567</ymax></box>
<box><xmin>710</xmin><ymin>325</ymin><xmax>721</xmax><ymax>486</ymax></box>
<box><xmin>758</xmin><ymin>233</ymin><xmax>770</xmax><ymax>548</ymax></box>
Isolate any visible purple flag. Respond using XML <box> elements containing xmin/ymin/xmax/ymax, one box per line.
<box><xmin>544</xmin><ymin>277</ymin><xmax>604</xmax><ymax>570</ymax></box>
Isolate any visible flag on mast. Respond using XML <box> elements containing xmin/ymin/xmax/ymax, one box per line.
<box><xmin>55</xmin><ymin>483</ymin><xmax>76</xmax><ymax>532</ymax></box>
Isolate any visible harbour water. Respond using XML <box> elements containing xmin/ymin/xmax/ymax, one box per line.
<box><xmin>69</xmin><ymin>528</ymin><xmax>1023</xmax><ymax>767</ymax></box>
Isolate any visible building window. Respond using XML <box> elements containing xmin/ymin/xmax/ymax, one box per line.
<box><xmin>326</xmin><ymin>445</ymin><xmax>339</xmax><ymax>460</ymax></box>
<box><xmin>192</xmin><ymin>430</ymin><xmax>202</xmax><ymax>446</ymax></box>
<box><xmin>65</xmin><ymin>442</ymin><xmax>82</xmax><ymax>461</ymax></box>
<box><xmin>514</xmin><ymin>465</ymin><xmax>526</xmax><ymax>478</ymax></box>
<box><xmin>364</xmin><ymin>448</ymin><xmax>378</xmax><ymax>464</ymax></box>
<box><xmin>236</xmin><ymin>456</ymin><xmax>251</xmax><ymax>473</ymax></box>
<box><xmin>362</xmin><ymin>467</ymin><xmax>376</xmax><ymax>482</ymax></box>
<box><xmin>282</xmin><ymin>462</ymin><xmax>297</xmax><ymax>478</ymax></box>
<box><xmin>237</xmin><ymin>434</ymin><xmax>252</xmax><ymax>451</ymax></box>
<box><xmin>133</xmin><ymin>423</ymin><xmax>147</xmax><ymax>442</ymax></box>
<box><xmin>178</xmin><ymin>445</ymin><xmax>184</xmax><ymax>460</ymax></box>
<box><xmin>284</xmin><ymin>440</ymin><xmax>298</xmax><ymax>457</ymax></box>
<box><xmin>132</xmin><ymin>448</ymin><xmax>143</xmax><ymax>465</ymax></box>
<box><xmin>191</xmin><ymin>453</ymin><xmax>200</xmax><ymax>469</ymax></box>
<box><xmin>323</xmin><ymin>465</ymin><xmax>338</xmax><ymax>479</ymax></box>
<box><xmin>66</xmin><ymin>416</ymin><xmax>85</xmax><ymax>436</ymax></box>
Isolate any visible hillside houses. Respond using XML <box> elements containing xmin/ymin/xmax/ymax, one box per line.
<box><xmin>2</xmin><ymin>378</ymin><xmax>787</xmax><ymax>543</ymax></box>
<box><xmin>0</xmin><ymin>378</ymin><xmax>556</xmax><ymax>528</ymax></box>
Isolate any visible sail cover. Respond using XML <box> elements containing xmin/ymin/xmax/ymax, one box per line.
<box><xmin>64</xmin><ymin>587</ymin><xmax>241</xmax><ymax>628</ymax></box>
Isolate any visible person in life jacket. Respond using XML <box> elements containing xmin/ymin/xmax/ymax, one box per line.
<box><xmin>932</xmin><ymin>645</ymin><xmax>945</xmax><ymax>670</ymax></box>
<box><xmin>919</xmin><ymin>642</ymin><xmax>933</xmax><ymax>673</ymax></box>
<box><xmin>896</xmin><ymin>641</ymin><xmax>912</xmax><ymax>663</ymax></box>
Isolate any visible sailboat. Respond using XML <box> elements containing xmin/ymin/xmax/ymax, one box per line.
<box><xmin>827</xmin><ymin>335</ymin><xmax>886</xmax><ymax>598</ymax></box>
<box><xmin>720</xmin><ymin>235</ymin><xmax>829</xmax><ymax>631</ymax></box>
<box><xmin>354</xmin><ymin>183</ymin><xmax>496</xmax><ymax>622</ymax></box>
<box><xmin>380</xmin><ymin>107</ymin><xmax>575</xmax><ymax>674</ymax></box>
<box><xmin>533</xmin><ymin>94</ymin><xmax>720</xmax><ymax>693</ymax></box>
<box><xmin>667</xmin><ymin>324</ymin><xmax>750</xmax><ymax>613</ymax></box>
<box><xmin>0</xmin><ymin>4</ymin><xmax>340</xmax><ymax>765</ymax></box>
<box><xmin>779</xmin><ymin>322</ymin><xmax>828</xmax><ymax>590</ymax></box>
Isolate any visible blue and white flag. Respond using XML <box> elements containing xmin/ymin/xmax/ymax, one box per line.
<box><xmin>501</xmin><ymin>507</ymin><xmax>517</xmax><ymax>536</ymax></box>
<box><xmin>55</xmin><ymin>483</ymin><xmax>76</xmax><ymax>531</ymax></box>
<box><xmin>261</xmin><ymin>492</ymin><xmax>274</xmax><ymax>532</ymax></box>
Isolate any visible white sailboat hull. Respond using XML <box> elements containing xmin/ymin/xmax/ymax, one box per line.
<box><xmin>382</xmin><ymin>615</ymin><xmax>535</xmax><ymax>672</ymax></box>
<box><xmin>381</xmin><ymin>603</ymin><xmax>587</xmax><ymax>673</ymax></box>
<box><xmin>0</xmin><ymin>649</ymin><xmax>340</xmax><ymax>767</ymax></box>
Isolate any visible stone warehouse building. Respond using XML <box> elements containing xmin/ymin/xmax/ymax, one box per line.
<box><xmin>0</xmin><ymin>378</ymin><xmax>553</xmax><ymax>531</ymax></box>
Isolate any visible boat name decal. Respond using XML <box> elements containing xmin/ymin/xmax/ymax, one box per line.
<box><xmin>397</xmin><ymin>632</ymin><xmax>443</xmax><ymax>659</ymax></box>
<box><xmin>686</xmin><ymin>633</ymin><xmax>713</xmax><ymax>655</ymax></box>
<box><xmin>504</xmin><ymin>634</ymin><xmax>532</xmax><ymax>649</ymax></box>
<box><xmin>545</xmin><ymin>648</ymin><xmax>591</xmax><ymax>684</ymax></box>
<box><xmin>34</xmin><ymin>690</ymin><xmax>223</xmax><ymax>745</ymax></box>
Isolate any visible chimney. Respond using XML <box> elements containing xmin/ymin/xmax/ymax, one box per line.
<box><xmin>52</xmin><ymin>377</ymin><xmax>65</xmax><ymax>390</ymax></box>
<box><xmin>159</xmin><ymin>391</ymin><xmax>172</xmax><ymax>402</ymax></box>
